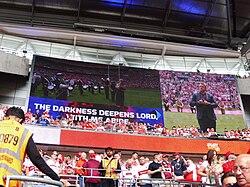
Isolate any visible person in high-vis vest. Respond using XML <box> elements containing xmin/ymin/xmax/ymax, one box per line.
<box><xmin>98</xmin><ymin>147</ymin><xmax>121</xmax><ymax>187</ymax></box>
<box><xmin>0</xmin><ymin>107</ymin><xmax>68</xmax><ymax>187</ymax></box>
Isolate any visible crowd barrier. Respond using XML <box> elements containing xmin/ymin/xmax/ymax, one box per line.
<box><xmin>3</xmin><ymin>175</ymin><xmax>63</xmax><ymax>187</ymax></box>
<box><xmin>4</xmin><ymin>175</ymin><xmax>221</xmax><ymax>187</ymax></box>
<box><xmin>80</xmin><ymin>169</ymin><xmax>222</xmax><ymax>187</ymax></box>
<box><xmin>8</xmin><ymin>168</ymin><xmax>222</xmax><ymax>187</ymax></box>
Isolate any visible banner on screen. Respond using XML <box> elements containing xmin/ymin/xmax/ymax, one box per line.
<box><xmin>28</xmin><ymin>96</ymin><xmax>164</xmax><ymax>124</ymax></box>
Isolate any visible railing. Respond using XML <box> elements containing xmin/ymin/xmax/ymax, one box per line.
<box><xmin>80</xmin><ymin>168</ymin><xmax>221</xmax><ymax>187</ymax></box>
<box><xmin>3</xmin><ymin>175</ymin><xmax>63</xmax><ymax>187</ymax></box>
<box><xmin>60</xmin><ymin>174</ymin><xmax>79</xmax><ymax>187</ymax></box>
<box><xmin>3</xmin><ymin>174</ymin><xmax>222</xmax><ymax>187</ymax></box>
<box><xmin>82</xmin><ymin>176</ymin><xmax>221</xmax><ymax>187</ymax></box>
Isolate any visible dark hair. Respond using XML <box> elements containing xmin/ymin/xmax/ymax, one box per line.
<box><xmin>221</xmin><ymin>172</ymin><xmax>235</xmax><ymax>185</ymax></box>
<box><xmin>153</xmin><ymin>153</ymin><xmax>160</xmax><ymax>158</ymax></box>
<box><xmin>132</xmin><ymin>152</ymin><xmax>138</xmax><ymax>155</ymax></box>
<box><xmin>6</xmin><ymin>107</ymin><xmax>25</xmax><ymax>123</ymax></box>
<box><xmin>66</xmin><ymin>155</ymin><xmax>72</xmax><ymax>159</ymax></box>
<box><xmin>105</xmin><ymin>147</ymin><xmax>113</xmax><ymax>152</ymax></box>
<box><xmin>207</xmin><ymin>149</ymin><xmax>217</xmax><ymax>165</ymax></box>
<box><xmin>114</xmin><ymin>150</ymin><xmax>122</xmax><ymax>157</ymax></box>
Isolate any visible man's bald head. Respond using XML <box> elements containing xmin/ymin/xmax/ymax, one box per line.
<box><xmin>234</xmin><ymin>154</ymin><xmax>250</xmax><ymax>187</ymax></box>
<box><xmin>235</xmin><ymin>154</ymin><xmax>250</xmax><ymax>160</ymax></box>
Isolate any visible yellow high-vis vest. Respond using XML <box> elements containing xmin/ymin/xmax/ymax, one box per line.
<box><xmin>0</xmin><ymin>120</ymin><xmax>32</xmax><ymax>187</ymax></box>
<box><xmin>102</xmin><ymin>158</ymin><xmax>119</xmax><ymax>179</ymax></box>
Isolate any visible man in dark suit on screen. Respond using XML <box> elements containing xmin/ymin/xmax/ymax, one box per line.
<box><xmin>190</xmin><ymin>82</ymin><xmax>218</xmax><ymax>133</ymax></box>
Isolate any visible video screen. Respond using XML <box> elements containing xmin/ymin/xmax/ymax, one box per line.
<box><xmin>28</xmin><ymin>56</ymin><xmax>164</xmax><ymax>125</ymax></box>
<box><xmin>159</xmin><ymin>71</ymin><xmax>245</xmax><ymax>133</ymax></box>
<box><xmin>28</xmin><ymin>56</ymin><xmax>245</xmax><ymax>132</ymax></box>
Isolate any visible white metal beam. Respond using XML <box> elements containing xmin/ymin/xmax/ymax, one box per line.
<box><xmin>0</xmin><ymin>23</ymin><xmax>241</xmax><ymax>58</ymax></box>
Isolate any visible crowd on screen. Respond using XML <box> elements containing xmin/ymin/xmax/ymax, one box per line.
<box><xmin>0</xmin><ymin>103</ymin><xmax>249</xmax><ymax>141</ymax></box>
<box><xmin>160</xmin><ymin>71</ymin><xmax>241</xmax><ymax>111</ymax></box>
<box><xmin>22</xmin><ymin>147</ymin><xmax>250</xmax><ymax>187</ymax></box>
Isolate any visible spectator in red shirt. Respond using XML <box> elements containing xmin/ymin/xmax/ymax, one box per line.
<box><xmin>161</xmin><ymin>154</ymin><xmax>173</xmax><ymax>179</ymax></box>
<box><xmin>222</xmin><ymin>152</ymin><xmax>236</xmax><ymax>173</ymax></box>
<box><xmin>183</xmin><ymin>158</ymin><xmax>201</xmax><ymax>182</ymax></box>
<box><xmin>215</xmin><ymin>151</ymin><xmax>236</xmax><ymax>185</ymax></box>
<box><xmin>247</xmin><ymin>149</ymin><xmax>250</xmax><ymax>154</ymax></box>
<box><xmin>83</xmin><ymin>153</ymin><xmax>101</xmax><ymax>187</ymax></box>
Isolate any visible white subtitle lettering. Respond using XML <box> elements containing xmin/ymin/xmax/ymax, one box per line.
<box><xmin>136</xmin><ymin>113</ymin><xmax>157</xmax><ymax>119</ymax></box>
<box><xmin>34</xmin><ymin>103</ymin><xmax>51</xmax><ymax>111</ymax></box>
<box><xmin>99</xmin><ymin>110</ymin><xmax>134</xmax><ymax>118</ymax></box>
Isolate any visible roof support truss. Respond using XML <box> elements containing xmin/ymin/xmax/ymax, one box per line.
<box><xmin>121</xmin><ymin>0</ymin><xmax>128</xmax><ymax>24</ymax></box>
<box><xmin>162</xmin><ymin>0</ymin><xmax>172</xmax><ymax>28</ymax></box>
<box><xmin>201</xmin><ymin>0</ymin><xmax>217</xmax><ymax>30</ymax></box>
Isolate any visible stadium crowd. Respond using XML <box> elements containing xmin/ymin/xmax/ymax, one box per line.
<box><xmin>0</xmin><ymin>103</ymin><xmax>249</xmax><ymax>141</ymax></box>
<box><xmin>22</xmin><ymin>147</ymin><xmax>250</xmax><ymax>187</ymax></box>
<box><xmin>1</xmin><ymin>104</ymin><xmax>250</xmax><ymax>187</ymax></box>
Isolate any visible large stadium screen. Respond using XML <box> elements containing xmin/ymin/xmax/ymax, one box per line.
<box><xmin>159</xmin><ymin>71</ymin><xmax>245</xmax><ymax>133</ymax></box>
<box><xmin>28</xmin><ymin>56</ymin><xmax>164</xmax><ymax>125</ymax></box>
<box><xmin>28</xmin><ymin>56</ymin><xmax>245</xmax><ymax>132</ymax></box>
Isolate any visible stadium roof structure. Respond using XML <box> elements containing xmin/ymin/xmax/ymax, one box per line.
<box><xmin>0</xmin><ymin>0</ymin><xmax>250</xmax><ymax>74</ymax></box>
